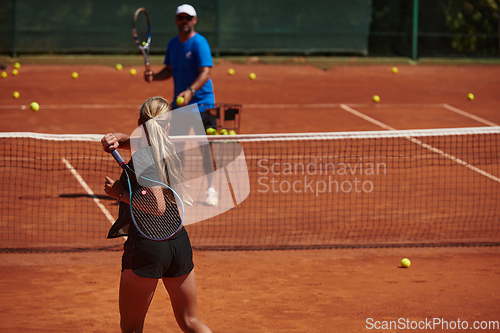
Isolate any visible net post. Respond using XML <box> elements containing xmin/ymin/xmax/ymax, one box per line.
<box><xmin>412</xmin><ymin>0</ymin><xmax>419</xmax><ymax>60</ymax></box>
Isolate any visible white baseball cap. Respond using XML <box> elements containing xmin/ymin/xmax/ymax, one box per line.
<box><xmin>176</xmin><ymin>4</ymin><xmax>197</xmax><ymax>17</ymax></box>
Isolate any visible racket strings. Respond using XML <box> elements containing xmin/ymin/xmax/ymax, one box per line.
<box><xmin>133</xmin><ymin>11</ymin><xmax>150</xmax><ymax>47</ymax></box>
<box><xmin>131</xmin><ymin>186</ymin><xmax>182</xmax><ymax>240</ymax></box>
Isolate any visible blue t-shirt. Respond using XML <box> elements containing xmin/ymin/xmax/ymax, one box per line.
<box><xmin>164</xmin><ymin>33</ymin><xmax>215</xmax><ymax>110</ymax></box>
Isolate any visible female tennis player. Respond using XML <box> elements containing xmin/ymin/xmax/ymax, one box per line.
<box><xmin>101</xmin><ymin>96</ymin><xmax>212</xmax><ymax>333</ymax></box>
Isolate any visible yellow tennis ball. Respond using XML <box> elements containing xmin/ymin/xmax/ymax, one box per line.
<box><xmin>142</xmin><ymin>41</ymin><xmax>146</xmax><ymax>46</ymax></box>
<box><xmin>14</xmin><ymin>62</ymin><xmax>21</xmax><ymax>69</ymax></box>
<box><xmin>13</xmin><ymin>91</ymin><xmax>20</xmax><ymax>99</ymax></box>
<box><xmin>30</xmin><ymin>102</ymin><xmax>40</xmax><ymax>112</ymax></box>
<box><xmin>401</xmin><ymin>258</ymin><xmax>411</xmax><ymax>268</ymax></box>
<box><xmin>468</xmin><ymin>93</ymin><xmax>474</xmax><ymax>100</ymax></box>
<box><xmin>1</xmin><ymin>72</ymin><xmax>7</xmax><ymax>78</ymax></box>
<box><xmin>391</xmin><ymin>67</ymin><xmax>398</xmax><ymax>74</ymax></box>
<box><xmin>228</xmin><ymin>68</ymin><xmax>235</xmax><ymax>75</ymax></box>
<box><xmin>249</xmin><ymin>72</ymin><xmax>256</xmax><ymax>80</ymax></box>
<box><xmin>228</xmin><ymin>130</ymin><xmax>237</xmax><ymax>135</ymax></box>
<box><xmin>176</xmin><ymin>96</ymin><xmax>185</xmax><ymax>105</ymax></box>
<box><xmin>220</xmin><ymin>129</ymin><xmax>228</xmax><ymax>135</ymax></box>
<box><xmin>130</xmin><ymin>68</ymin><xmax>137</xmax><ymax>75</ymax></box>
<box><xmin>115</xmin><ymin>64</ymin><xmax>123</xmax><ymax>70</ymax></box>
<box><xmin>373</xmin><ymin>95</ymin><xmax>380</xmax><ymax>102</ymax></box>
<box><xmin>206</xmin><ymin>127</ymin><xmax>216</xmax><ymax>135</ymax></box>
<box><xmin>12</xmin><ymin>69</ymin><xmax>18</xmax><ymax>75</ymax></box>
<box><xmin>71</xmin><ymin>72</ymin><xmax>79</xmax><ymax>79</ymax></box>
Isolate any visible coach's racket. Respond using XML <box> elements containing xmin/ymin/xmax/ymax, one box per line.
<box><xmin>110</xmin><ymin>148</ymin><xmax>184</xmax><ymax>241</ymax></box>
<box><xmin>132</xmin><ymin>8</ymin><xmax>152</xmax><ymax>80</ymax></box>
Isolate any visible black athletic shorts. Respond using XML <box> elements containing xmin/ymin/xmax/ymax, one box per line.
<box><xmin>200</xmin><ymin>111</ymin><xmax>217</xmax><ymax>130</ymax></box>
<box><xmin>121</xmin><ymin>227</ymin><xmax>194</xmax><ymax>279</ymax></box>
<box><xmin>169</xmin><ymin>111</ymin><xmax>217</xmax><ymax>136</ymax></box>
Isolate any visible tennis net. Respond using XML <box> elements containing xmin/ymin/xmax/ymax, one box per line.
<box><xmin>1</xmin><ymin>127</ymin><xmax>499</xmax><ymax>251</ymax></box>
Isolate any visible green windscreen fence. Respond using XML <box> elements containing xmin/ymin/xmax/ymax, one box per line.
<box><xmin>370</xmin><ymin>0</ymin><xmax>500</xmax><ymax>58</ymax></box>
<box><xmin>214</xmin><ymin>0</ymin><xmax>371</xmax><ymax>54</ymax></box>
<box><xmin>0</xmin><ymin>0</ymin><xmax>372</xmax><ymax>56</ymax></box>
<box><xmin>2</xmin><ymin>1</ymin><xmax>498</xmax><ymax>58</ymax></box>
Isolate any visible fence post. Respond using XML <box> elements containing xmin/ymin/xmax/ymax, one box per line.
<box><xmin>412</xmin><ymin>0</ymin><xmax>418</xmax><ymax>60</ymax></box>
<box><xmin>12</xmin><ymin>0</ymin><xmax>17</xmax><ymax>58</ymax></box>
<box><xmin>498</xmin><ymin>12</ymin><xmax>500</xmax><ymax>56</ymax></box>
<box><xmin>214</xmin><ymin>0</ymin><xmax>220</xmax><ymax>58</ymax></box>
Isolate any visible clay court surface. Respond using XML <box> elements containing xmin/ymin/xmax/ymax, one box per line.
<box><xmin>1</xmin><ymin>61</ymin><xmax>500</xmax><ymax>332</ymax></box>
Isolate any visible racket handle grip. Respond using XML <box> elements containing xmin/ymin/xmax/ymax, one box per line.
<box><xmin>109</xmin><ymin>147</ymin><xmax>126</xmax><ymax>167</ymax></box>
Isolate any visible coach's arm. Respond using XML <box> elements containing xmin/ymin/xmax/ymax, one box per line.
<box><xmin>176</xmin><ymin>66</ymin><xmax>211</xmax><ymax>106</ymax></box>
<box><xmin>145</xmin><ymin>66</ymin><xmax>172</xmax><ymax>83</ymax></box>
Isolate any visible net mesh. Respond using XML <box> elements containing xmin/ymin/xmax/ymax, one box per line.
<box><xmin>1</xmin><ymin>127</ymin><xmax>499</xmax><ymax>252</ymax></box>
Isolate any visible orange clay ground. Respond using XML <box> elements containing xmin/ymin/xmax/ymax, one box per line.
<box><xmin>1</xmin><ymin>61</ymin><xmax>500</xmax><ymax>332</ymax></box>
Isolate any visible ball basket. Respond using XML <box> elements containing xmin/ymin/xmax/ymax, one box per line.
<box><xmin>199</xmin><ymin>103</ymin><xmax>242</xmax><ymax>133</ymax></box>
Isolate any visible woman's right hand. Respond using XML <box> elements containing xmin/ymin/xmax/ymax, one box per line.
<box><xmin>101</xmin><ymin>133</ymin><xmax>118</xmax><ymax>152</ymax></box>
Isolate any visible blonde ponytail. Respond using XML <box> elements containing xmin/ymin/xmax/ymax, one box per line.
<box><xmin>138</xmin><ymin>97</ymin><xmax>193</xmax><ymax>205</ymax></box>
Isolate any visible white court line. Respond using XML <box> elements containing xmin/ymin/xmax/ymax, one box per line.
<box><xmin>0</xmin><ymin>104</ymin><xmax>136</xmax><ymax>110</ymax></box>
<box><xmin>407</xmin><ymin>136</ymin><xmax>500</xmax><ymax>183</ymax></box>
<box><xmin>245</xmin><ymin>103</ymin><xmax>340</xmax><ymax>109</ymax></box>
<box><xmin>340</xmin><ymin>104</ymin><xmax>396</xmax><ymax>130</ymax></box>
<box><xmin>339</xmin><ymin>104</ymin><xmax>500</xmax><ymax>184</ymax></box>
<box><xmin>245</xmin><ymin>103</ymin><xmax>448</xmax><ymax>109</ymax></box>
<box><xmin>1</xmin><ymin>103</ymin><xmax>365</xmax><ymax>110</ymax></box>
<box><xmin>2</xmin><ymin>102</ymin><xmax>494</xmax><ymax>114</ymax></box>
<box><xmin>443</xmin><ymin>104</ymin><xmax>499</xmax><ymax>127</ymax></box>
<box><xmin>355</xmin><ymin>103</ymin><xmax>447</xmax><ymax>108</ymax></box>
<box><xmin>240</xmin><ymin>103</ymin><xmax>462</xmax><ymax>109</ymax></box>
<box><xmin>0</xmin><ymin>103</ymin><xmax>460</xmax><ymax>110</ymax></box>
<box><xmin>61</xmin><ymin>157</ymin><xmax>116</xmax><ymax>225</ymax></box>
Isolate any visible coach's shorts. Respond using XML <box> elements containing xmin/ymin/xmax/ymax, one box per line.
<box><xmin>169</xmin><ymin>111</ymin><xmax>217</xmax><ymax>136</ymax></box>
<box><xmin>121</xmin><ymin>227</ymin><xmax>194</xmax><ymax>279</ymax></box>
<box><xmin>200</xmin><ymin>111</ymin><xmax>217</xmax><ymax>130</ymax></box>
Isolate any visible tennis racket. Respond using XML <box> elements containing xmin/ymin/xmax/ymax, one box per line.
<box><xmin>110</xmin><ymin>148</ymin><xmax>184</xmax><ymax>241</ymax></box>
<box><xmin>132</xmin><ymin>8</ymin><xmax>152</xmax><ymax>81</ymax></box>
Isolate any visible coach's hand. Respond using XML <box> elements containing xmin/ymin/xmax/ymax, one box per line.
<box><xmin>144</xmin><ymin>70</ymin><xmax>154</xmax><ymax>83</ymax></box>
<box><xmin>180</xmin><ymin>89</ymin><xmax>194</xmax><ymax>105</ymax></box>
